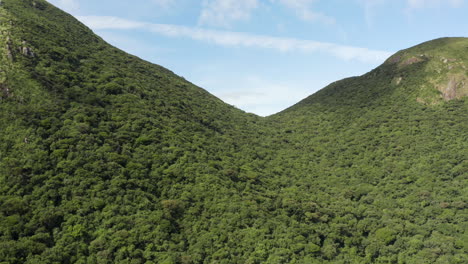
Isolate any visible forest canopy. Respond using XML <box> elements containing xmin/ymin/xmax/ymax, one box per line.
<box><xmin>0</xmin><ymin>1</ymin><xmax>467</xmax><ymax>263</ymax></box>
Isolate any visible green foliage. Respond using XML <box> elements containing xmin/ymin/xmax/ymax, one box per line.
<box><xmin>0</xmin><ymin>1</ymin><xmax>467</xmax><ymax>263</ymax></box>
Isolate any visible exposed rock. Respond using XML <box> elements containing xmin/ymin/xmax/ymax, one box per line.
<box><xmin>400</xmin><ymin>56</ymin><xmax>424</xmax><ymax>66</ymax></box>
<box><xmin>444</xmin><ymin>78</ymin><xmax>457</xmax><ymax>100</ymax></box>
<box><xmin>20</xmin><ymin>41</ymin><xmax>35</xmax><ymax>57</ymax></box>
<box><xmin>21</xmin><ymin>46</ymin><xmax>34</xmax><ymax>57</ymax></box>
<box><xmin>439</xmin><ymin>75</ymin><xmax>468</xmax><ymax>101</ymax></box>
<box><xmin>392</xmin><ymin>77</ymin><xmax>403</xmax><ymax>85</ymax></box>
<box><xmin>387</xmin><ymin>55</ymin><xmax>401</xmax><ymax>65</ymax></box>
<box><xmin>441</xmin><ymin>57</ymin><xmax>458</xmax><ymax>69</ymax></box>
<box><xmin>441</xmin><ymin>57</ymin><xmax>457</xmax><ymax>64</ymax></box>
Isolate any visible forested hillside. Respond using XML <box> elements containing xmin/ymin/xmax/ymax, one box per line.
<box><xmin>0</xmin><ymin>1</ymin><xmax>466</xmax><ymax>263</ymax></box>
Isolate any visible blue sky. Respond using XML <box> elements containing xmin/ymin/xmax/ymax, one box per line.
<box><xmin>48</xmin><ymin>0</ymin><xmax>467</xmax><ymax>116</ymax></box>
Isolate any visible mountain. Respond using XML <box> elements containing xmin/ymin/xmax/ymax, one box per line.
<box><xmin>265</xmin><ymin>37</ymin><xmax>468</xmax><ymax>263</ymax></box>
<box><xmin>0</xmin><ymin>1</ymin><xmax>467</xmax><ymax>263</ymax></box>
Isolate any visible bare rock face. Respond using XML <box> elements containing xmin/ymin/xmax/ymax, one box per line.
<box><xmin>385</xmin><ymin>54</ymin><xmax>428</xmax><ymax>67</ymax></box>
<box><xmin>21</xmin><ymin>46</ymin><xmax>34</xmax><ymax>56</ymax></box>
<box><xmin>435</xmin><ymin>56</ymin><xmax>467</xmax><ymax>101</ymax></box>
<box><xmin>387</xmin><ymin>55</ymin><xmax>401</xmax><ymax>64</ymax></box>
<box><xmin>400</xmin><ymin>56</ymin><xmax>425</xmax><ymax>67</ymax></box>
<box><xmin>441</xmin><ymin>57</ymin><xmax>457</xmax><ymax>64</ymax></box>
<box><xmin>392</xmin><ymin>77</ymin><xmax>403</xmax><ymax>86</ymax></box>
<box><xmin>439</xmin><ymin>75</ymin><xmax>468</xmax><ymax>101</ymax></box>
<box><xmin>20</xmin><ymin>41</ymin><xmax>35</xmax><ymax>57</ymax></box>
<box><xmin>444</xmin><ymin>77</ymin><xmax>458</xmax><ymax>100</ymax></box>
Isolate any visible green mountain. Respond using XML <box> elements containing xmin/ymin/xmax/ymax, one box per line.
<box><xmin>0</xmin><ymin>1</ymin><xmax>466</xmax><ymax>263</ymax></box>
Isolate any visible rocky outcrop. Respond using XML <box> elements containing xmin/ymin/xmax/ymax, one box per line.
<box><xmin>400</xmin><ymin>56</ymin><xmax>426</xmax><ymax>66</ymax></box>
<box><xmin>20</xmin><ymin>41</ymin><xmax>35</xmax><ymax>57</ymax></box>
<box><xmin>439</xmin><ymin>75</ymin><xmax>467</xmax><ymax>101</ymax></box>
<box><xmin>386</xmin><ymin>54</ymin><xmax>428</xmax><ymax>67</ymax></box>
<box><xmin>392</xmin><ymin>77</ymin><xmax>403</xmax><ymax>86</ymax></box>
<box><xmin>387</xmin><ymin>55</ymin><xmax>401</xmax><ymax>64</ymax></box>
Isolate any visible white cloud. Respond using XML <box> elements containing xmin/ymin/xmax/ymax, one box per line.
<box><xmin>48</xmin><ymin>0</ymin><xmax>80</xmax><ymax>13</ymax></box>
<box><xmin>358</xmin><ymin>0</ymin><xmax>386</xmax><ymax>27</ymax></box>
<box><xmin>198</xmin><ymin>75</ymin><xmax>312</xmax><ymax>116</ymax></box>
<box><xmin>274</xmin><ymin>0</ymin><xmax>335</xmax><ymax>25</ymax></box>
<box><xmin>407</xmin><ymin>0</ymin><xmax>464</xmax><ymax>8</ymax></box>
<box><xmin>78</xmin><ymin>16</ymin><xmax>145</xmax><ymax>30</ymax></box>
<box><xmin>95</xmin><ymin>30</ymin><xmax>173</xmax><ymax>60</ymax></box>
<box><xmin>78</xmin><ymin>15</ymin><xmax>392</xmax><ymax>63</ymax></box>
<box><xmin>198</xmin><ymin>0</ymin><xmax>259</xmax><ymax>28</ymax></box>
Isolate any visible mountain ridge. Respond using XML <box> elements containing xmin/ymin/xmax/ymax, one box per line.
<box><xmin>275</xmin><ymin>37</ymin><xmax>467</xmax><ymax>118</ymax></box>
<box><xmin>1</xmin><ymin>1</ymin><xmax>466</xmax><ymax>115</ymax></box>
<box><xmin>0</xmin><ymin>1</ymin><xmax>467</xmax><ymax>263</ymax></box>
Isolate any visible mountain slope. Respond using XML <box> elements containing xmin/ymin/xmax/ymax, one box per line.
<box><xmin>265</xmin><ymin>37</ymin><xmax>468</xmax><ymax>263</ymax></box>
<box><xmin>0</xmin><ymin>1</ymin><xmax>265</xmax><ymax>263</ymax></box>
<box><xmin>0</xmin><ymin>1</ymin><xmax>467</xmax><ymax>263</ymax></box>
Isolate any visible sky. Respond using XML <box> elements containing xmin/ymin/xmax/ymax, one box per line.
<box><xmin>47</xmin><ymin>0</ymin><xmax>467</xmax><ymax>116</ymax></box>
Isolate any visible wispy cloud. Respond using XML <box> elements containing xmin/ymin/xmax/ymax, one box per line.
<box><xmin>274</xmin><ymin>0</ymin><xmax>335</xmax><ymax>25</ymax></box>
<box><xmin>79</xmin><ymin>16</ymin><xmax>144</xmax><ymax>30</ymax></box>
<box><xmin>198</xmin><ymin>75</ymin><xmax>313</xmax><ymax>116</ymax></box>
<box><xmin>48</xmin><ymin>0</ymin><xmax>80</xmax><ymax>13</ymax></box>
<box><xmin>358</xmin><ymin>0</ymin><xmax>386</xmax><ymax>27</ymax></box>
<box><xmin>78</xmin><ymin>15</ymin><xmax>392</xmax><ymax>63</ymax></box>
<box><xmin>198</xmin><ymin>0</ymin><xmax>259</xmax><ymax>28</ymax></box>
<box><xmin>407</xmin><ymin>0</ymin><xmax>464</xmax><ymax>9</ymax></box>
<box><xmin>94</xmin><ymin>30</ymin><xmax>174</xmax><ymax>60</ymax></box>
<box><xmin>151</xmin><ymin>0</ymin><xmax>176</xmax><ymax>9</ymax></box>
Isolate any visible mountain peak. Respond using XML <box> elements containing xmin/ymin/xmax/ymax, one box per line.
<box><xmin>384</xmin><ymin>37</ymin><xmax>468</xmax><ymax>103</ymax></box>
<box><xmin>277</xmin><ymin>37</ymin><xmax>467</xmax><ymax>116</ymax></box>
<box><xmin>385</xmin><ymin>37</ymin><xmax>467</xmax><ymax>68</ymax></box>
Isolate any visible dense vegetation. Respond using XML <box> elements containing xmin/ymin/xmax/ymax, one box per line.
<box><xmin>0</xmin><ymin>1</ymin><xmax>466</xmax><ymax>263</ymax></box>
